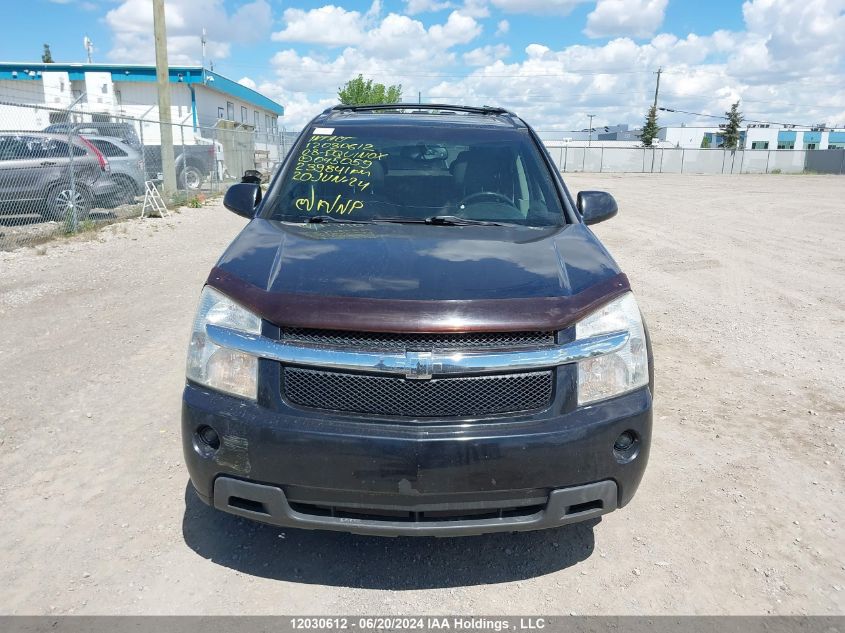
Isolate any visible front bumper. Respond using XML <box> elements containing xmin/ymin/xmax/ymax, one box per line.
<box><xmin>182</xmin><ymin>382</ymin><xmax>652</xmax><ymax>537</ymax></box>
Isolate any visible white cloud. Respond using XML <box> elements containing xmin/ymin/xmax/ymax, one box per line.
<box><xmin>272</xmin><ymin>5</ymin><xmax>367</xmax><ymax>46</ymax></box>
<box><xmin>460</xmin><ymin>0</ymin><xmax>490</xmax><ymax>17</ymax></box>
<box><xmin>366</xmin><ymin>0</ymin><xmax>383</xmax><ymax>20</ymax></box>
<box><xmin>258</xmin><ymin>8</ymin><xmax>485</xmax><ymax>127</ymax></box>
<box><xmin>238</xmin><ymin>77</ymin><xmax>258</xmax><ymax>90</ymax></box>
<box><xmin>463</xmin><ymin>44</ymin><xmax>511</xmax><ymax>66</ymax></box>
<box><xmin>101</xmin><ymin>0</ymin><xmax>845</xmax><ymax>134</ymax></box>
<box><xmin>585</xmin><ymin>0</ymin><xmax>669</xmax><ymax>39</ymax></box>
<box><xmin>428</xmin><ymin>10</ymin><xmax>483</xmax><ymax>47</ymax></box>
<box><xmin>105</xmin><ymin>0</ymin><xmax>271</xmax><ymax>64</ymax></box>
<box><xmin>253</xmin><ymin>82</ymin><xmax>337</xmax><ymax>129</ymax></box>
<box><xmin>421</xmin><ymin>6</ymin><xmax>845</xmax><ymax>133</ymax></box>
<box><xmin>490</xmin><ymin>0</ymin><xmax>589</xmax><ymax>14</ymax></box>
<box><xmin>735</xmin><ymin>0</ymin><xmax>845</xmax><ymax>81</ymax></box>
<box><xmin>405</xmin><ymin>0</ymin><xmax>453</xmax><ymax>13</ymax></box>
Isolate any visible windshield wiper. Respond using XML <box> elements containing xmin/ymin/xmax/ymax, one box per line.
<box><xmin>371</xmin><ymin>217</ymin><xmax>426</xmax><ymax>224</ymax></box>
<box><xmin>304</xmin><ymin>215</ymin><xmax>370</xmax><ymax>224</ymax></box>
<box><xmin>424</xmin><ymin>215</ymin><xmax>509</xmax><ymax>226</ymax></box>
<box><xmin>373</xmin><ymin>216</ymin><xmax>510</xmax><ymax>226</ymax></box>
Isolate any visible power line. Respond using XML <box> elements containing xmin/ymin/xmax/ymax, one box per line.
<box><xmin>658</xmin><ymin>106</ymin><xmax>835</xmax><ymax>129</ymax></box>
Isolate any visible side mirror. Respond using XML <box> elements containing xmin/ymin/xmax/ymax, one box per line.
<box><xmin>223</xmin><ymin>183</ymin><xmax>260</xmax><ymax>219</ymax></box>
<box><xmin>577</xmin><ymin>190</ymin><xmax>618</xmax><ymax>225</ymax></box>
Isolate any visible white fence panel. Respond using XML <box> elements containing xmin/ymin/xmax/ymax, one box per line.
<box><xmin>769</xmin><ymin>150</ymin><xmax>807</xmax><ymax>173</ymax></box>
<box><xmin>680</xmin><ymin>149</ymin><xmax>729</xmax><ymax>173</ymax></box>
<box><xmin>739</xmin><ymin>150</ymin><xmax>769</xmax><ymax>173</ymax></box>
<box><xmin>563</xmin><ymin>147</ymin><xmax>586</xmax><ymax>172</ymax></box>
<box><xmin>659</xmin><ymin>149</ymin><xmax>684</xmax><ymax>173</ymax></box>
<box><xmin>602</xmin><ymin>147</ymin><xmax>647</xmax><ymax>172</ymax></box>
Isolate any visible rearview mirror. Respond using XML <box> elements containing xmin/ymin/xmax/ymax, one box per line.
<box><xmin>224</xmin><ymin>183</ymin><xmax>261</xmax><ymax>219</ymax></box>
<box><xmin>422</xmin><ymin>145</ymin><xmax>448</xmax><ymax>161</ymax></box>
<box><xmin>577</xmin><ymin>190</ymin><xmax>618</xmax><ymax>225</ymax></box>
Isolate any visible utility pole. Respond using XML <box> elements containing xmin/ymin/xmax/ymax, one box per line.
<box><xmin>587</xmin><ymin>114</ymin><xmax>595</xmax><ymax>147</ymax></box>
<box><xmin>153</xmin><ymin>0</ymin><xmax>177</xmax><ymax>199</ymax></box>
<box><xmin>83</xmin><ymin>36</ymin><xmax>94</xmax><ymax>63</ymax></box>
<box><xmin>201</xmin><ymin>28</ymin><xmax>207</xmax><ymax>71</ymax></box>
<box><xmin>653</xmin><ymin>66</ymin><xmax>662</xmax><ymax>108</ymax></box>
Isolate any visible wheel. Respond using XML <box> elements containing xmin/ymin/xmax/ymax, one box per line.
<box><xmin>179</xmin><ymin>164</ymin><xmax>204</xmax><ymax>190</ymax></box>
<box><xmin>44</xmin><ymin>185</ymin><xmax>92</xmax><ymax>222</ymax></box>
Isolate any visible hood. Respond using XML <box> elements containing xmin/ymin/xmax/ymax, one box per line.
<box><xmin>207</xmin><ymin>220</ymin><xmax>628</xmax><ymax>332</ymax></box>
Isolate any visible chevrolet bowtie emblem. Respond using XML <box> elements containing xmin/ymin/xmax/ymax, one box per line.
<box><xmin>404</xmin><ymin>351</ymin><xmax>434</xmax><ymax>380</ymax></box>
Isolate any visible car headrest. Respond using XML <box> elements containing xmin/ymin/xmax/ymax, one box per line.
<box><xmin>460</xmin><ymin>149</ymin><xmax>508</xmax><ymax>194</ymax></box>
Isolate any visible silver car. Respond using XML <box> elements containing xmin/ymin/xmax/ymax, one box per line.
<box><xmin>84</xmin><ymin>136</ymin><xmax>146</xmax><ymax>205</ymax></box>
<box><xmin>0</xmin><ymin>132</ymin><xmax>119</xmax><ymax>220</ymax></box>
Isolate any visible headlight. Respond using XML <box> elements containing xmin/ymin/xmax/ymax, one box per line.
<box><xmin>575</xmin><ymin>292</ymin><xmax>648</xmax><ymax>405</ymax></box>
<box><xmin>186</xmin><ymin>286</ymin><xmax>261</xmax><ymax>399</ymax></box>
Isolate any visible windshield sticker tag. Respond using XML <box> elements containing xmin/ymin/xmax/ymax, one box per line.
<box><xmin>312</xmin><ymin>127</ymin><xmax>334</xmax><ymax>135</ymax></box>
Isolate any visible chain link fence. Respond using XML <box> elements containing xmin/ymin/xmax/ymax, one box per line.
<box><xmin>3</xmin><ymin>96</ymin><xmax>843</xmax><ymax>251</ymax></box>
<box><xmin>543</xmin><ymin>143</ymin><xmax>845</xmax><ymax>175</ymax></box>
<box><xmin>0</xmin><ymin>97</ymin><xmax>294</xmax><ymax>251</ymax></box>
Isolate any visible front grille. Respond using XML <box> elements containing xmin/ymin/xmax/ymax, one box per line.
<box><xmin>283</xmin><ymin>367</ymin><xmax>553</xmax><ymax>418</ymax></box>
<box><xmin>287</xmin><ymin>501</ymin><xmax>546</xmax><ymax>523</ymax></box>
<box><xmin>281</xmin><ymin>327</ymin><xmax>555</xmax><ymax>350</ymax></box>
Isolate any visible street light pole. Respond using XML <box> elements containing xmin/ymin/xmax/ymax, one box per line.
<box><xmin>588</xmin><ymin>114</ymin><xmax>595</xmax><ymax>147</ymax></box>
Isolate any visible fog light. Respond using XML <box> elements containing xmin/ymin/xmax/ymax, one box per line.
<box><xmin>613</xmin><ymin>430</ymin><xmax>639</xmax><ymax>463</ymax></box>
<box><xmin>197</xmin><ymin>425</ymin><xmax>220</xmax><ymax>450</ymax></box>
<box><xmin>614</xmin><ymin>431</ymin><xmax>635</xmax><ymax>451</ymax></box>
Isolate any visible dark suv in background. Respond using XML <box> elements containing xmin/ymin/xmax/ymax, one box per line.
<box><xmin>0</xmin><ymin>132</ymin><xmax>119</xmax><ymax>220</ymax></box>
<box><xmin>182</xmin><ymin>104</ymin><xmax>654</xmax><ymax>537</ymax></box>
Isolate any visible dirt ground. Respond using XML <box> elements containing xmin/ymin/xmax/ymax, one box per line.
<box><xmin>0</xmin><ymin>174</ymin><xmax>842</xmax><ymax>615</ymax></box>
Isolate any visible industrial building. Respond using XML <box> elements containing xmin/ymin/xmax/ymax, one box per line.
<box><xmin>660</xmin><ymin>124</ymin><xmax>845</xmax><ymax>150</ymax></box>
<box><xmin>0</xmin><ymin>61</ymin><xmax>286</xmax><ymax>169</ymax></box>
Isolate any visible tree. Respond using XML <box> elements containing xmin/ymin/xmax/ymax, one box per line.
<box><xmin>700</xmin><ymin>135</ymin><xmax>711</xmax><ymax>148</ymax></box>
<box><xmin>338</xmin><ymin>74</ymin><xmax>402</xmax><ymax>105</ymax></box>
<box><xmin>640</xmin><ymin>105</ymin><xmax>659</xmax><ymax>147</ymax></box>
<box><xmin>42</xmin><ymin>44</ymin><xmax>53</xmax><ymax>63</ymax></box>
<box><xmin>722</xmin><ymin>101</ymin><xmax>743</xmax><ymax>149</ymax></box>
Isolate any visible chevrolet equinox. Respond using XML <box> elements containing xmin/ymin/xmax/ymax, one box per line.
<box><xmin>182</xmin><ymin>104</ymin><xmax>653</xmax><ymax>537</ymax></box>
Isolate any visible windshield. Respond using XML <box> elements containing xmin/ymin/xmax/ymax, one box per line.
<box><xmin>267</xmin><ymin>124</ymin><xmax>565</xmax><ymax>226</ymax></box>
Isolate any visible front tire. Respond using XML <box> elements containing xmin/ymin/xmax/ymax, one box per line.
<box><xmin>44</xmin><ymin>185</ymin><xmax>92</xmax><ymax>222</ymax></box>
<box><xmin>179</xmin><ymin>164</ymin><xmax>204</xmax><ymax>190</ymax></box>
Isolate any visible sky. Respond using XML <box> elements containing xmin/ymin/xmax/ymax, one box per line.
<box><xmin>2</xmin><ymin>0</ymin><xmax>844</xmax><ymax>131</ymax></box>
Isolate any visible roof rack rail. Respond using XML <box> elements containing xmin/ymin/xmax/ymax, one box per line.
<box><xmin>330</xmin><ymin>103</ymin><xmax>514</xmax><ymax>116</ymax></box>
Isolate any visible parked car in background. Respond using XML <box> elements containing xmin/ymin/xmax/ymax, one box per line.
<box><xmin>0</xmin><ymin>132</ymin><xmax>120</xmax><ymax>220</ymax></box>
<box><xmin>44</xmin><ymin>121</ymin><xmax>141</xmax><ymax>151</ymax></box>
<box><xmin>84</xmin><ymin>136</ymin><xmax>145</xmax><ymax>205</ymax></box>
<box><xmin>44</xmin><ymin>121</ymin><xmax>218</xmax><ymax>191</ymax></box>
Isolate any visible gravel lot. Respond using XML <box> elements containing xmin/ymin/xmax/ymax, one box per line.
<box><xmin>0</xmin><ymin>174</ymin><xmax>842</xmax><ymax>615</ymax></box>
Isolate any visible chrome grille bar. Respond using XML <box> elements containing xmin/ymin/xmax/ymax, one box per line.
<box><xmin>206</xmin><ymin>324</ymin><xmax>629</xmax><ymax>379</ymax></box>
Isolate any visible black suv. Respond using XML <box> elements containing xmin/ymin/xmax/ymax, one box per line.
<box><xmin>182</xmin><ymin>104</ymin><xmax>653</xmax><ymax>537</ymax></box>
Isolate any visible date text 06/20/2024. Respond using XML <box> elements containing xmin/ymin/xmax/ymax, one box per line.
<box><xmin>289</xmin><ymin>618</ymin><xmax>548</xmax><ymax>631</ymax></box>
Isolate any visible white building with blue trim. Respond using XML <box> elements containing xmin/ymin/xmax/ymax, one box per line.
<box><xmin>660</xmin><ymin>124</ymin><xmax>845</xmax><ymax>150</ymax></box>
<box><xmin>0</xmin><ymin>61</ymin><xmax>285</xmax><ymax>163</ymax></box>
